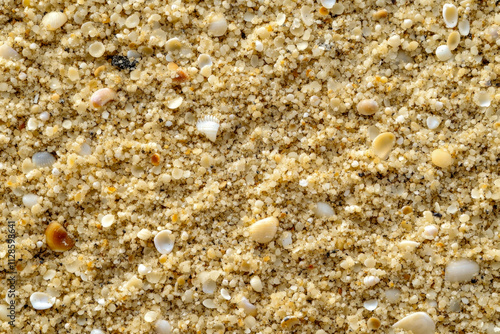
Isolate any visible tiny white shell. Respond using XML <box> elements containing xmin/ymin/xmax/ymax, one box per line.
<box><xmin>238</xmin><ymin>297</ymin><xmax>257</xmax><ymax>316</ymax></box>
<box><xmin>320</xmin><ymin>0</ymin><xmax>337</xmax><ymax>9</ymax></box>
<box><xmin>90</xmin><ymin>330</ymin><xmax>105</xmax><ymax>334</ymax></box>
<box><xmin>393</xmin><ymin>312</ymin><xmax>435</xmax><ymax>334</ymax></box>
<box><xmin>363</xmin><ymin>275</ymin><xmax>380</xmax><ymax>287</ymax></box>
<box><xmin>314</xmin><ymin>202</ymin><xmax>334</xmax><ymax>217</ymax></box>
<box><xmin>220</xmin><ymin>288</ymin><xmax>231</xmax><ymax>300</ymax></box>
<box><xmin>442</xmin><ymin>4</ymin><xmax>458</xmax><ymax>28</ymax></box>
<box><xmin>203</xmin><ymin>299</ymin><xmax>217</xmax><ymax>308</ymax></box>
<box><xmin>475</xmin><ymin>91</ymin><xmax>492</xmax><ymax>107</ymax></box>
<box><xmin>458</xmin><ymin>20</ymin><xmax>470</xmax><ymax>36</ymax></box>
<box><xmin>138</xmin><ymin>264</ymin><xmax>152</xmax><ymax>275</ymax></box>
<box><xmin>248</xmin><ymin>217</ymin><xmax>279</xmax><ymax>243</ymax></box>
<box><xmin>144</xmin><ymin>311</ymin><xmax>158</xmax><ymax>322</ymax></box>
<box><xmin>101</xmin><ymin>214</ymin><xmax>115</xmax><ymax>228</ymax></box>
<box><xmin>154</xmin><ymin>230</ymin><xmax>175</xmax><ymax>254</ymax></box>
<box><xmin>399</xmin><ymin>240</ymin><xmax>420</xmax><ymax>250</ymax></box>
<box><xmin>167</xmin><ymin>96</ymin><xmax>183</xmax><ymax>109</ymax></box>
<box><xmin>426</xmin><ymin>116</ymin><xmax>441</xmax><ymax>130</ymax></box>
<box><xmin>363</xmin><ymin>299</ymin><xmax>378</xmax><ymax>311</ymax></box>
<box><xmin>196</xmin><ymin>116</ymin><xmax>220</xmax><ymax>142</ymax></box>
<box><xmin>30</xmin><ymin>292</ymin><xmax>56</xmax><ymax>310</ymax></box>
<box><xmin>0</xmin><ymin>44</ymin><xmax>21</xmax><ymax>60</ymax></box>
<box><xmin>422</xmin><ymin>225</ymin><xmax>439</xmax><ymax>239</ymax></box>
<box><xmin>436</xmin><ymin>45</ymin><xmax>452</xmax><ymax>61</ymax></box>
<box><xmin>155</xmin><ymin>320</ymin><xmax>172</xmax><ymax>334</ymax></box>
<box><xmin>198</xmin><ymin>54</ymin><xmax>213</xmax><ymax>69</ymax></box>
<box><xmin>250</xmin><ymin>276</ymin><xmax>263</xmax><ymax>292</ymax></box>
<box><xmin>23</xmin><ymin>194</ymin><xmax>39</xmax><ymax>208</ymax></box>
<box><xmin>32</xmin><ymin>152</ymin><xmax>56</xmax><ymax>168</ymax></box>
<box><xmin>208</xmin><ymin>15</ymin><xmax>228</xmax><ymax>36</ymax></box>
<box><xmin>445</xmin><ymin>259</ymin><xmax>479</xmax><ymax>282</ymax></box>
<box><xmin>165</xmin><ymin>38</ymin><xmax>182</xmax><ymax>52</ymax></box>
<box><xmin>42</xmin><ymin>12</ymin><xmax>68</xmax><ymax>31</ymax></box>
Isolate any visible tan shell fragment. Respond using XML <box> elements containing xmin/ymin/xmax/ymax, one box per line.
<box><xmin>372</xmin><ymin>132</ymin><xmax>395</xmax><ymax>159</ymax></box>
<box><xmin>393</xmin><ymin>312</ymin><xmax>435</xmax><ymax>334</ymax></box>
<box><xmin>281</xmin><ymin>316</ymin><xmax>300</xmax><ymax>329</ymax></box>
<box><xmin>45</xmin><ymin>222</ymin><xmax>75</xmax><ymax>252</ymax></box>
<box><xmin>447</xmin><ymin>31</ymin><xmax>460</xmax><ymax>51</ymax></box>
<box><xmin>248</xmin><ymin>217</ymin><xmax>278</xmax><ymax>243</ymax></box>
<box><xmin>431</xmin><ymin>149</ymin><xmax>453</xmax><ymax>168</ymax></box>
<box><xmin>442</xmin><ymin>4</ymin><xmax>458</xmax><ymax>28</ymax></box>
<box><xmin>91</xmin><ymin>88</ymin><xmax>116</xmax><ymax>108</ymax></box>
<box><xmin>42</xmin><ymin>12</ymin><xmax>68</xmax><ymax>31</ymax></box>
<box><xmin>357</xmin><ymin>99</ymin><xmax>379</xmax><ymax>116</ymax></box>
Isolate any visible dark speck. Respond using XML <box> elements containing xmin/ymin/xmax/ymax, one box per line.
<box><xmin>432</xmin><ymin>212</ymin><xmax>442</xmax><ymax>218</ymax></box>
<box><xmin>111</xmin><ymin>55</ymin><xmax>138</xmax><ymax>70</ymax></box>
<box><xmin>471</xmin><ymin>278</ymin><xmax>478</xmax><ymax>283</ymax></box>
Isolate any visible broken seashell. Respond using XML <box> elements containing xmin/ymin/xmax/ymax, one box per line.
<box><xmin>165</xmin><ymin>38</ymin><xmax>182</xmax><ymax>52</ymax></box>
<box><xmin>91</xmin><ymin>88</ymin><xmax>116</xmax><ymax>108</ymax></box>
<box><xmin>363</xmin><ymin>275</ymin><xmax>380</xmax><ymax>287</ymax></box>
<box><xmin>30</xmin><ymin>292</ymin><xmax>56</xmax><ymax>310</ymax></box>
<box><xmin>445</xmin><ymin>259</ymin><xmax>479</xmax><ymax>282</ymax></box>
<box><xmin>321</xmin><ymin>0</ymin><xmax>337</xmax><ymax>9</ymax></box>
<box><xmin>447</xmin><ymin>31</ymin><xmax>460</xmax><ymax>51</ymax></box>
<box><xmin>458</xmin><ymin>20</ymin><xmax>470</xmax><ymax>36</ymax></box>
<box><xmin>154</xmin><ymin>230</ymin><xmax>175</xmax><ymax>254</ymax></box>
<box><xmin>248</xmin><ymin>217</ymin><xmax>279</xmax><ymax>243</ymax></box>
<box><xmin>442</xmin><ymin>4</ymin><xmax>458</xmax><ymax>28</ymax></box>
<box><xmin>314</xmin><ymin>202</ymin><xmax>335</xmax><ymax>217</ymax></box>
<box><xmin>32</xmin><ymin>152</ymin><xmax>56</xmax><ymax>168</ymax></box>
<box><xmin>372</xmin><ymin>132</ymin><xmax>395</xmax><ymax>159</ymax></box>
<box><xmin>45</xmin><ymin>222</ymin><xmax>75</xmax><ymax>252</ymax></box>
<box><xmin>363</xmin><ymin>299</ymin><xmax>378</xmax><ymax>311</ymax></box>
<box><xmin>393</xmin><ymin>312</ymin><xmax>435</xmax><ymax>334</ymax></box>
<box><xmin>42</xmin><ymin>12</ymin><xmax>68</xmax><ymax>31</ymax></box>
<box><xmin>198</xmin><ymin>54</ymin><xmax>213</xmax><ymax>69</ymax></box>
<box><xmin>101</xmin><ymin>214</ymin><xmax>115</xmax><ymax>228</ymax></box>
<box><xmin>196</xmin><ymin>116</ymin><xmax>220</xmax><ymax>142</ymax></box>
<box><xmin>238</xmin><ymin>297</ymin><xmax>257</xmax><ymax>316</ymax></box>
<box><xmin>167</xmin><ymin>96</ymin><xmax>183</xmax><ymax>109</ymax></box>
<box><xmin>281</xmin><ymin>316</ymin><xmax>300</xmax><ymax>329</ymax></box>
<box><xmin>0</xmin><ymin>44</ymin><xmax>21</xmax><ymax>60</ymax></box>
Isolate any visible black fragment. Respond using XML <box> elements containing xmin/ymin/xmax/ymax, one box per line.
<box><xmin>432</xmin><ymin>212</ymin><xmax>443</xmax><ymax>218</ymax></box>
<box><xmin>111</xmin><ymin>55</ymin><xmax>138</xmax><ymax>70</ymax></box>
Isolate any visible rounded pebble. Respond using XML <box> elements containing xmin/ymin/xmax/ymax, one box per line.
<box><xmin>250</xmin><ymin>276</ymin><xmax>263</xmax><ymax>292</ymax></box>
<box><xmin>367</xmin><ymin>317</ymin><xmax>381</xmax><ymax>330</ymax></box>
<box><xmin>144</xmin><ymin>311</ymin><xmax>158</xmax><ymax>322</ymax></box>
<box><xmin>30</xmin><ymin>292</ymin><xmax>56</xmax><ymax>310</ymax></box>
<box><xmin>445</xmin><ymin>259</ymin><xmax>479</xmax><ymax>282</ymax></box>
<box><xmin>155</xmin><ymin>320</ymin><xmax>172</xmax><ymax>334</ymax></box>
<box><xmin>42</xmin><ymin>12</ymin><xmax>68</xmax><ymax>31</ymax></box>
<box><xmin>393</xmin><ymin>312</ymin><xmax>435</xmax><ymax>334</ymax></box>
<box><xmin>154</xmin><ymin>230</ymin><xmax>175</xmax><ymax>254</ymax></box>
<box><xmin>248</xmin><ymin>217</ymin><xmax>279</xmax><ymax>243</ymax></box>
<box><xmin>426</xmin><ymin>116</ymin><xmax>441</xmax><ymax>130</ymax></box>
<box><xmin>372</xmin><ymin>132</ymin><xmax>395</xmax><ymax>160</ymax></box>
<box><xmin>356</xmin><ymin>99</ymin><xmax>378</xmax><ymax>116</ymax></box>
<box><xmin>436</xmin><ymin>45</ymin><xmax>452</xmax><ymax>61</ymax></box>
<box><xmin>431</xmin><ymin>149</ymin><xmax>453</xmax><ymax>168</ymax></box>
<box><xmin>314</xmin><ymin>202</ymin><xmax>335</xmax><ymax>218</ymax></box>
<box><xmin>442</xmin><ymin>4</ymin><xmax>458</xmax><ymax>28</ymax></box>
<box><xmin>89</xmin><ymin>42</ymin><xmax>106</xmax><ymax>58</ymax></box>
<box><xmin>91</xmin><ymin>88</ymin><xmax>116</xmax><ymax>108</ymax></box>
<box><xmin>447</xmin><ymin>31</ymin><xmax>460</xmax><ymax>51</ymax></box>
<box><xmin>0</xmin><ymin>44</ymin><xmax>21</xmax><ymax>60</ymax></box>
<box><xmin>208</xmin><ymin>15</ymin><xmax>227</xmax><ymax>36</ymax></box>
<box><xmin>101</xmin><ymin>214</ymin><xmax>115</xmax><ymax>228</ymax></box>
<box><xmin>22</xmin><ymin>193</ymin><xmax>39</xmax><ymax>208</ymax></box>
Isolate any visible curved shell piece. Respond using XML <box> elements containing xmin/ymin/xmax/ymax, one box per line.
<box><xmin>165</xmin><ymin>38</ymin><xmax>182</xmax><ymax>52</ymax></box>
<box><xmin>442</xmin><ymin>4</ymin><xmax>458</xmax><ymax>28</ymax></box>
<box><xmin>321</xmin><ymin>0</ymin><xmax>337</xmax><ymax>9</ymax></box>
<box><xmin>154</xmin><ymin>230</ymin><xmax>175</xmax><ymax>254</ymax></box>
<box><xmin>198</xmin><ymin>54</ymin><xmax>213</xmax><ymax>69</ymax></box>
<box><xmin>30</xmin><ymin>292</ymin><xmax>56</xmax><ymax>310</ymax></box>
<box><xmin>248</xmin><ymin>217</ymin><xmax>279</xmax><ymax>243</ymax></box>
<box><xmin>372</xmin><ymin>132</ymin><xmax>395</xmax><ymax>159</ymax></box>
<box><xmin>0</xmin><ymin>44</ymin><xmax>21</xmax><ymax>60</ymax></box>
<box><xmin>91</xmin><ymin>88</ymin><xmax>116</xmax><ymax>108</ymax></box>
<box><xmin>42</xmin><ymin>12</ymin><xmax>68</xmax><ymax>31</ymax></box>
<box><xmin>208</xmin><ymin>15</ymin><xmax>228</xmax><ymax>36</ymax></box>
<box><xmin>196</xmin><ymin>116</ymin><xmax>220</xmax><ymax>142</ymax></box>
<box><xmin>445</xmin><ymin>259</ymin><xmax>479</xmax><ymax>282</ymax></box>
<box><xmin>32</xmin><ymin>152</ymin><xmax>56</xmax><ymax>168</ymax></box>
<box><xmin>393</xmin><ymin>312</ymin><xmax>435</xmax><ymax>334</ymax></box>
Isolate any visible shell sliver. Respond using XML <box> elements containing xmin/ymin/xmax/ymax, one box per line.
<box><xmin>393</xmin><ymin>312</ymin><xmax>435</xmax><ymax>334</ymax></box>
<box><xmin>196</xmin><ymin>116</ymin><xmax>220</xmax><ymax>142</ymax></box>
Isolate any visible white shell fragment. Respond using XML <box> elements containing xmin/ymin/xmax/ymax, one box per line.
<box><xmin>101</xmin><ymin>214</ymin><xmax>115</xmax><ymax>228</ymax></box>
<box><xmin>445</xmin><ymin>259</ymin><xmax>479</xmax><ymax>282</ymax></box>
<box><xmin>399</xmin><ymin>240</ymin><xmax>420</xmax><ymax>250</ymax></box>
<box><xmin>22</xmin><ymin>194</ymin><xmax>39</xmax><ymax>208</ymax></box>
<box><xmin>426</xmin><ymin>116</ymin><xmax>441</xmax><ymax>130</ymax></box>
<box><xmin>321</xmin><ymin>0</ymin><xmax>336</xmax><ymax>9</ymax></box>
<box><xmin>91</xmin><ymin>88</ymin><xmax>116</xmax><ymax>108</ymax></box>
<box><xmin>458</xmin><ymin>20</ymin><xmax>470</xmax><ymax>36</ymax></box>
<box><xmin>208</xmin><ymin>15</ymin><xmax>228</xmax><ymax>36</ymax></box>
<box><xmin>154</xmin><ymin>230</ymin><xmax>175</xmax><ymax>254</ymax></box>
<box><xmin>165</xmin><ymin>38</ymin><xmax>182</xmax><ymax>52</ymax></box>
<box><xmin>0</xmin><ymin>44</ymin><xmax>21</xmax><ymax>60</ymax></box>
<box><xmin>385</xmin><ymin>288</ymin><xmax>401</xmax><ymax>303</ymax></box>
<box><xmin>30</xmin><ymin>292</ymin><xmax>56</xmax><ymax>310</ymax></box>
<box><xmin>196</xmin><ymin>116</ymin><xmax>220</xmax><ymax>142</ymax></box>
<box><xmin>422</xmin><ymin>225</ymin><xmax>439</xmax><ymax>239</ymax></box>
<box><xmin>442</xmin><ymin>4</ymin><xmax>458</xmax><ymax>28</ymax></box>
<box><xmin>248</xmin><ymin>217</ymin><xmax>279</xmax><ymax>243</ymax></box>
<box><xmin>363</xmin><ymin>275</ymin><xmax>380</xmax><ymax>287</ymax></box>
<box><xmin>314</xmin><ymin>202</ymin><xmax>335</xmax><ymax>218</ymax></box>
<box><xmin>436</xmin><ymin>45</ymin><xmax>452</xmax><ymax>61</ymax></box>
<box><xmin>32</xmin><ymin>152</ymin><xmax>56</xmax><ymax>168</ymax></box>
<box><xmin>155</xmin><ymin>320</ymin><xmax>172</xmax><ymax>334</ymax></box>
<box><xmin>221</xmin><ymin>288</ymin><xmax>231</xmax><ymax>300</ymax></box>
<box><xmin>167</xmin><ymin>96</ymin><xmax>183</xmax><ymax>109</ymax></box>
<box><xmin>42</xmin><ymin>12</ymin><xmax>68</xmax><ymax>31</ymax></box>
<box><xmin>250</xmin><ymin>276</ymin><xmax>263</xmax><ymax>292</ymax></box>
<box><xmin>475</xmin><ymin>91</ymin><xmax>492</xmax><ymax>107</ymax></box>
<box><xmin>372</xmin><ymin>132</ymin><xmax>396</xmax><ymax>159</ymax></box>
<box><xmin>393</xmin><ymin>312</ymin><xmax>435</xmax><ymax>334</ymax></box>
<box><xmin>363</xmin><ymin>299</ymin><xmax>378</xmax><ymax>311</ymax></box>
<box><xmin>238</xmin><ymin>297</ymin><xmax>257</xmax><ymax>316</ymax></box>
<box><xmin>198</xmin><ymin>54</ymin><xmax>213</xmax><ymax>69</ymax></box>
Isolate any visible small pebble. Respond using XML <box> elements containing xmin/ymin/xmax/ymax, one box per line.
<box><xmin>436</xmin><ymin>45</ymin><xmax>452</xmax><ymax>61</ymax></box>
<box><xmin>445</xmin><ymin>259</ymin><xmax>479</xmax><ymax>282</ymax></box>
<box><xmin>154</xmin><ymin>230</ymin><xmax>175</xmax><ymax>254</ymax></box>
<box><xmin>447</xmin><ymin>31</ymin><xmax>460</xmax><ymax>51</ymax></box>
<box><xmin>314</xmin><ymin>202</ymin><xmax>335</xmax><ymax>217</ymax></box>
<box><xmin>363</xmin><ymin>275</ymin><xmax>380</xmax><ymax>287</ymax></box>
<box><xmin>321</xmin><ymin>0</ymin><xmax>336</xmax><ymax>9</ymax></box>
<box><xmin>392</xmin><ymin>312</ymin><xmax>435</xmax><ymax>334</ymax></box>
<box><xmin>367</xmin><ymin>317</ymin><xmax>381</xmax><ymax>330</ymax></box>
<box><xmin>238</xmin><ymin>297</ymin><xmax>257</xmax><ymax>316</ymax></box>
<box><xmin>0</xmin><ymin>44</ymin><xmax>21</xmax><ymax>60</ymax></box>
<box><xmin>208</xmin><ymin>15</ymin><xmax>227</xmax><ymax>36</ymax></box>
<box><xmin>372</xmin><ymin>132</ymin><xmax>395</xmax><ymax>159</ymax></box>
<box><xmin>144</xmin><ymin>311</ymin><xmax>158</xmax><ymax>323</ymax></box>
<box><xmin>431</xmin><ymin>149</ymin><xmax>453</xmax><ymax>168</ymax></box>
<box><xmin>442</xmin><ymin>4</ymin><xmax>458</xmax><ymax>28</ymax></box>
<box><xmin>363</xmin><ymin>299</ymin><xmax>378</xmax><ymax>311</ymax></box>
<box><xmin>475</xmin><ymin>91</ymin><xmax>491</xmax><ymax>107</ymax></box>
<box><xmin>22</xmin><ymin>193</ymin><xmax>39</xmax><ymax>208</ymax></box>
<box><xmin>89</xmin><ymin>42</ymin><xmax>106</xmax><ymax>58</ymax></box>
<box><xmin>42</xmin><ymin>12</ymin><xmax>67</xmax><ymax>31</ymax></box>
<box><xmin>248</xmin><ymin>217</ymin><xmax>279</xmax><ymax>243</ymax></box>
<box><xmin>385</xmin><ymin>288</ymin><xmax>400</xmax><ymax>303</ymax></box>
<box><xmin>101</xmin><ymin>214</ymin><xmax>115</xmax><ymax>228</ymax></box>
<box><xmin>250</xmin><ymin>276</ymin><xmax>263</xmax><ymax>292</ymax></box>
<box><xmin>422</xmin><ymin>225</ymin><xmax>438</xmax><ymax>239</ymax></box>
<box><xmin>155</xmin><ymin>320</ymin><xmax>172</xmax><ymax>334</ymax></box>
<box><xmin>30</xmin><ymin>292</ymin><xmax>56</xmax><ymax>310</ymax></box>
<box><xmin>357</xmin><ymin>99</ymin><xmax>378</xmax><ymax>116</ymax></box>
<box><xmin>426</xmin><ymin>116</ymin><xmax>441</xmax><ymax>129</ymax></box>
<box><xmin>458</xmin><ymin>20</ymin><xmax>470</xmax><ymax>36</ymax></box>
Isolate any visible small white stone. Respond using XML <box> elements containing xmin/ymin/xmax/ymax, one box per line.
<box><xmin>208</xmin><ymin>15</ymin><xmax>227</xmax><ymax>36</ymax></box>
<box><xmin>363</xmin><ymin>299</ymin><xmax>378</xmax><ymax>311</ymax></box>
<box><xmin>250</xmin><ymin>276</ymin><xmax>263</xmax><ymax>292</ymax></box>
<box><xmin>248</xmin><ymin>217</ymin><xmax>279</xmax><ymax>243</ymax></box>
<box><xmin>167</xmin><ymin>96</ymin><xmax>183</xmax><ymax>109</ymax></box>
<box><xmin>475</xmin><ymin>91</ymin><xmax>492</xmax><ymax>107</ymax></box>
<box><xmin>154</xmin><ymin>230</ymin><xmax>175</xmax><ymax>254</ymax></box>
<box><xmin>314</xmin><ymin>202</ymin><xmax>334</xmax><ymax>217</ymax></box>
<box><xmin>198</xmin><ymin>54</ymin><xmax>213</xmax><ymax>69</ymax></box>
<box><xmin>144</xmin><ymin>311</ymin><xmax>158</xmax><ymax>323</ymax></box>
<box><xmin>422</xmin><ymin>225</ymin><xmax>439</xmax><ymax>239</ymax></box>
<box><xmin>238</xmin><ymin>297</ymin><xmax>257</xmax><ymax>316</ymax></box>
<box><xmin>399</xmin><ymin>240</ymin><xmax>420</xmax><ymax>250</ymax></box>
<box><xmin>203</xmin><ymin>299</ymin><xmax>217</xmax><ymax>308</ymax></box>
<box><xmin>393</xmin><ymin>312</ymin><xmax>435</xmax><ymax>334</ymax></box>
<box><xmin>42</xmin><ymin>12</ymin><xmax>68</xmax><ymax>31</ymax></box>
<box><xmin>30</xmin><ymin>292</ymin><xmax>56</xmax><ymax>310</ymax></box>
<box><xmin>101</xmin><ymin>214</ymin><xmax>115</xmax><ymax>228</ymax></box>
<box><xmin>155</xmin><ymin>320</ymin><xmax>172</xmax><ymax>334</ymax></box>
<box><xmin>385</xmin><ymin>288</ymin><xmax>401</xmax><ymax>303</ymax></box>
<box><xmin>165</xmin><ymin>38</ymin><xmax>182</xmax><ymax>52</ymax></box>
<box><xmin>22</xmin><ymin>194</ymin><xmax>39</xmax><ymax>208</ymax></box>
<box><xmin>90</xmin><ymin>330</ymin><xmax>105</xmax><ymax>334</ymax></box>
<box><xmin>363</xmin><ymin>275</ymin><xmax>380</xmax><ymax>287</ymax></box>
<box><xmin>138</xmin><ymin>264</ymin><xmax>152</xmax><ymax>275</ymax></box>
<box><xmin>320</xmin><ymin>0</ymin><xmax>336</xmax><ymax>9</ymax></box>
<box><xmin>445</xmin><ymin>259</ymin><xmax>479</xmax><ymax>282</ymax></box>
<box><xmin>39</xmin><ymin>112</ymin><xmax>50</xmax><ymax>121</ymax></box>
<box><xmin>458</xmin><ymin>20</ymin><xmax>470</xmax><ymax>36</ymax></box>
<box><xmin>89</xmin><ymin>42</ymin><xmax>106</xmax><ymax>58</ymax></box>
<box><xmin>426</xmin><ymin>116</ymin><xmax>441</xmax><ymax>130</ymax></box>
<box><xmin>0</xmin><ymin>44</ymin><xmax>21</xmax><ymax>60</ymax></box>
<box><xmin>436</xmin><ymin>45</ymin><xmax>452</xmax><ymax>61</ymax></box>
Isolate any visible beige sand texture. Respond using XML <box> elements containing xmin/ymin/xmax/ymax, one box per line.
<box><xmin>0</xmin><ymin>0</ymin><xmax>499</xmax><ymax>333</ymax></box>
